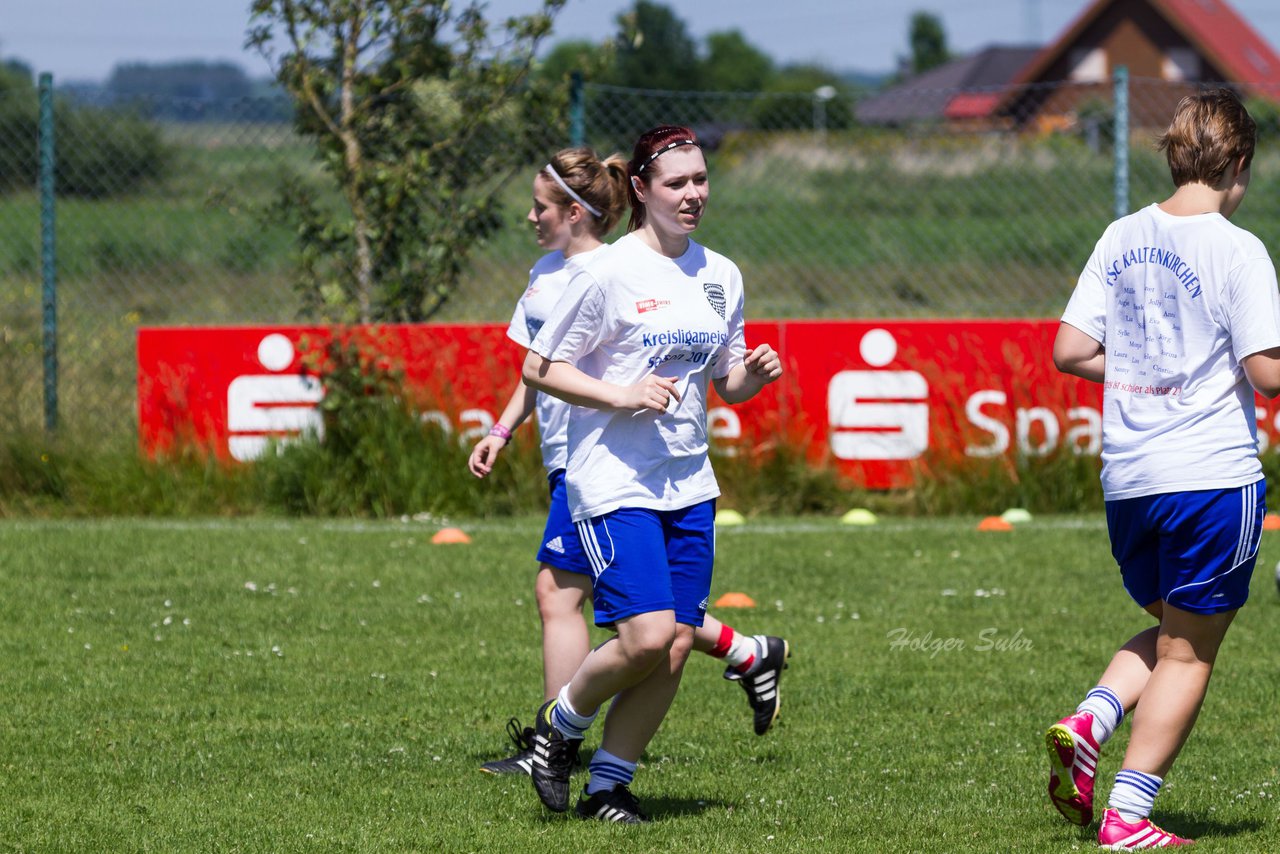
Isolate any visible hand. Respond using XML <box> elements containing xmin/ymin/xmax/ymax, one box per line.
<box><xmin>743</xmin><ymin>343</ymin><xmax>782</xmax><ymax>385</ymax></box>
<box><xmin>467</xmin><ymin>435</ymin><xmax>506</xmax><ymax>478</ymax></box>
<box><xmin>617</xmin><ymin>374</ymin><xmax>680</xmax><ymax>412</ymax></box>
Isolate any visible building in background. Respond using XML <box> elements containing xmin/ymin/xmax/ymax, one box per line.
<box><xmin>858</xmin><ymin>0</ymin><xmax>1280</xmax><ymax>132</ymax></box>
<box><xmin>856</xmin><ymin>46</ymin><xmax>1041</xmax><ymax>128</ymax></box>
<box><xmin>1002</xmin><ymin>0</ymin><xmax>1280</xmax><ymax>130</ymax></box>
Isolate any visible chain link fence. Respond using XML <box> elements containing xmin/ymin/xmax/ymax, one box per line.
<box><xmin>2</xmin><ymin>73</ymin><xmax>1277</xmax><ymax>441</ymax></box>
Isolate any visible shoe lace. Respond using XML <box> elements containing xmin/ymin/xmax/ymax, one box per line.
<box><xmin>612</xmin><ymin>785</ymin><xmax>642</xmax><ymax>815</ymax></box>
<box><xmin>543</xmin><ymin>731</ymin><xmax>578</xmax><ymax>768</ymax></box>
<box><xmin>505</xmin><ymin>717</ymin><xmax>534</xmax><ymax>752</ymax></box>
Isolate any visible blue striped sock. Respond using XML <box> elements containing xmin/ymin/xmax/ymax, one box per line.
<box><xmin>1077</xmin><ymin>685</ymin><xmax>1124</xmax><ymax>743</ymax></box>
<box><xmin>551</xmin><ymin>686</ymin><xmax>596</xmax><ymax>740</ymax></box>
<box><xmin>1109</xmin><ymin>769</ymin><xmax>1162</xmax><ymax>823</ymax></box>
<box><xmin>585</xmin><ymin>748</ymin><xmax>637</xmax><ymax>795</ymax></box>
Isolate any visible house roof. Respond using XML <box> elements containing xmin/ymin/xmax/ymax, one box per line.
<box><xmin>1009</xmin><ymin>0</ymin><xmax>1280</xmax><ymax>89</ymax></box>
<box><xmin>856</xmin><ymin>46</ymin><xmax>1041</xmax><ymax>124</ymax></box>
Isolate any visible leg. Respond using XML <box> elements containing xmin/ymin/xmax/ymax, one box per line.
<box><xmin>1096</xmin><ymin>621</ymin><xmax>1160</xmax><ymax>711</ymax></box>
<box><xmin>1121</xmin><ymin>604</ymin><xmax>1236</xmax><ymax>776</ymax></box>
<box><xmin>535</xmin><ymin>565</ymin><xmax>592</xmax><ymax>700</ymax></box>
<box><xmin>596</xmin><ymin>622</ymin><xmax>695</xmax><ymax>762</ymax></box>
<box><xmin>1044</xmin><ymin>608</ymin><xmax>1159</xmax><ymax>825</ymax></box>
<box><xmin>565</xmin><ymin>609</ymin><xmax>678</xmax><ymax>714</ymax></box>
<box><xmin>691</xmin><ymin>613</ymin><xmax>723</xmax><ymax>653</ymax></box>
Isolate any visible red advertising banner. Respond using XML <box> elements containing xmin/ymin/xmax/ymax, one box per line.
<box><xmin>136</xmin><ymin>321</ymin><xmax>1280</xmax><ymax>489</ymax></box>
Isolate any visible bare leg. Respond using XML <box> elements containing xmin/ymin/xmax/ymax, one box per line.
<box><xmin>597</xmin><ymin>622</ymin><xmax>695</xmax><ymax>762</ymax></box>
<box><xmin>565</xmin><ymin>610</ymin><xmax>678</xmax><ymax>714</ymax></box>
<box><xmin>1121</xmin><ymin>603</ymin><xmax>1236</xmax><ymax>777</ymax></box>
<box><xmin>1096</xmin><ymin>621</ymin><xmax>1160</xmax><ymax>712</ymax></box>
<box><xmin>691</xmin><ymin>612</ymin><xmax>724</xmax><ymax>654</ymax></box>
<box><xmin>535</xmin><ymin>565</ymin><xmax>591</xmax><ymax>701</ymax></box>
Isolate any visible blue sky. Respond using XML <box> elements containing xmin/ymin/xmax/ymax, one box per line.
<box><xmin>5</xmin><ymin>0</ymin><xmax>1280</xmax><ymax>83</ymax></box>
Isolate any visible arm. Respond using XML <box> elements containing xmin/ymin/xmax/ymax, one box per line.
<box><xmin>1242</xmin><ymin>348</ymin><xmax>1280</xmax><ymax>399</ymax></box>
<box><xmin>712</xmin><ymin>343</ymin><xmax>783</xmax><ymax>404</ymax></box>
<box><xmin>522</xmin><ymin>351</ymin><xmax>678</xmax><ymax>413</ymax></box>
<box><xmin>1053</xmin><ymin>322</ymin><xmax>1106</xmax><ymax>383</ymax></box>
<box><xmin>467</xmin><ymin>374</ymin><xmax>537</xmax><ymax>478</ymax></box>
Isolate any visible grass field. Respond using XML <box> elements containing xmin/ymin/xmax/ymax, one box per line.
<box><xmin>3</xmin><ymin>514</ymin><xmax>1280</xmax><ymax>852</ymax></box>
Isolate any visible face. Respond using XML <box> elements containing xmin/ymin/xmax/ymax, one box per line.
<box><xmin>634</xmin><ymin>146</ymin><xmax>709</xmax><ymax>238</ymax></box>
<box><xmin>527</xmin><ymin>173</ymin><xmax>573</xmax><ymax>251</ymax></box>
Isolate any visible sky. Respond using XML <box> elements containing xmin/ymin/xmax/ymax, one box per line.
<box><xmin>5</xmin><ymin>0</ymin><xmax>1280</xmax><ymax>84</ymax></box>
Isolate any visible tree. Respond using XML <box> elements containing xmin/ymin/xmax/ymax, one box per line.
<box><xmin>753</xmin><ymin>65</ymin><xmax>853</xmax><ymax>131</ymax></box>
<box><xmin>607</xmin><ymin>1</ymin><xmax>700</xmax><ymax>90</ymax></box>
<box><xmin>701</xmin><ymin>30</ymin><xmax>773</xmax><ymax>92</ymax></box>
<box><xmin>537</xmin><ymin>39</ymin><xmax>612</xmax><ymax>85</ymax></box>
<box><xmin>247</xmin><ymin>0</ymin><xmax>567</xmax><ymax>323</ymax></box>
<box><xmin>909</xmin><ymin>11</ymin><xmax>950</xmax><ymax>75</ymax></box>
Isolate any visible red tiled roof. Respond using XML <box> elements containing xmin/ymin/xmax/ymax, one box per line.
<box><xmin>1011</xmin><ymin>0</ymin><xmax>1280</xmax><ymax>90</ymax></box>
<box><xmin>1157</xmin><ymin>0</ymin><xmax>1280</xmax><ymax>83</ymax></box>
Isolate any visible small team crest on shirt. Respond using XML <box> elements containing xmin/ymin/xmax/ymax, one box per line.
<box><xmin>636</xmin><ymin>298</ymin><xmax>672</xmax><ymax>314</ymax></box>
<box><xmin>702</xmin><ymin>283</ymin><xmax>726</xmax><ymax>319</ymax></box>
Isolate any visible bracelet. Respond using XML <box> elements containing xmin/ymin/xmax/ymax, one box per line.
<box><xmin>489</xmin><ymin>423</ymin><xmax>512</xmax><ymax>441</ymax></box>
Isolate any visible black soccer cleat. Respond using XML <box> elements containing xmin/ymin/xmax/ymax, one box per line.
<box><xmin>531</xmin><ymin>698</ymin><xmax>579</xmax><ymax>812</ymax></box>
<box><xmin>724</xmin><ymin>635</ymin><xmax>791</xmax><ymax>735</ymax></box>
<box><xmin>575</xmin><ymin>784</ymin><xmax>651</xmax><ymax>824</ymax></box>
<box><xmin>479</xmin><ymin>717</ymin><xmax>535</xmax><ymax>776</ymax></box>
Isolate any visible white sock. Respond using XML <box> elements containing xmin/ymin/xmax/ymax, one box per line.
<box><xmin>1109</xmin><ymin>769</ymin><xmax>1162</xmax><ymax>823</ymax></box>
<box><xmin>551</xmin><ymin>685</ymin><xmax>597</xmax><ymax>740</ymax></box>
<box><xmin>1077</xmin><ymin>685</ymin><xmax>1124</xmax><ymax>744</ymax></box>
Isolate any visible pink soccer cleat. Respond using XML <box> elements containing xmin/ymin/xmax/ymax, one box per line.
<box><xmin>1045</xmin><ymin>711</ymin><xmax>1100</xmax><ymax>826</ymax></box>
<box><xmin>1098</xmin><ymin>808</ymin><xmax>1195</xmax><ymax>849</ymax></box>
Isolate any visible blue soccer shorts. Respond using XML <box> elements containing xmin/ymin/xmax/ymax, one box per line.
<box><xmin>534</xmin><ymin>469</ymin><xmax>592</xmax><ymax>576</ymax></box>
<box><xmin>1105</xmin><ymin>479</ymin><xmax>1265</xmax><ymax>614</ymax></box>
<box><xmin>573</xmin><ymin>499</ymin><xmax>716</xmax><ymax>628</ymax></box>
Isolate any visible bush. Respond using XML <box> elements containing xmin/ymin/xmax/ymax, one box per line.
<box><xmin>0</xmin><ymin>94</ymin><xmax>170</xmax><ymax>197</ymax></box>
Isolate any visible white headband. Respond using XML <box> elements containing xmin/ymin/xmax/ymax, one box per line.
<box><xmin>544</xmin><ymin>164</ymin><xmax>602</xmax><ymax>219</ymax></box>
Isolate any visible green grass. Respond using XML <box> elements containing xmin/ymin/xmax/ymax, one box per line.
<box><xmin>2</xmin><ymin>515</ymin><xmax>1279</xmax><ymax>851</ymax></box>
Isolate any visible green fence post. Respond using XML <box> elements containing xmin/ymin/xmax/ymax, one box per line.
<box><xmin>569</xmin><ymin>71</ymin><xmax>584</xmax><ymax>147</ymax></box>
<box><xmin>39</xmin><ymin>72</ymin><xmax>58</xmax><ymax>434</ymax></box>
<box><xmin>1113</xmin><ymin>65</ymin><xmax>1129</xmax><ymax>221</ymax></box>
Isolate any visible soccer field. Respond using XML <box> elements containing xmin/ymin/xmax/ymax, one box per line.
<box><xmin>3</xmin><ymin>516</ymin><xmax>1278</xmax><ymax>852</ymax></box>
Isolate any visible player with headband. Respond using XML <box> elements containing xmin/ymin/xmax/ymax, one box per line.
<box><xmin>469</xmin><ymin>147</ymin><xmax>790</xmax><ymax>781</ymax></box>
<box><xmin>521</xmin><ymin>127</ymin><xmax>786</xmax><ymax>823</ymax></box>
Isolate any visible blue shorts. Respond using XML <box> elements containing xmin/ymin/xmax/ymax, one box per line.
<box><xmin>534</xmin><ymin>469</ymin><xmax>591</xmax><ymax>576</ymax></box>
<box><xmin>574</xmin><ymin>500</ymin><xmax>716</xmax><ymax>628</ymax></box>
<box><xmin>1105</xmin><ymin>480</ymin><xmax>1265</xmax><ymax>615</ymax></box>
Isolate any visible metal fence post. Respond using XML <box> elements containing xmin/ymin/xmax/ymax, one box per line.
<box><xmin>39</xmin><ymin>72</ymin><xmax>58</xmax><ymax>434</ymax></box>
<box><xmin>1113</xmin><ymin>65</ymin><xmax>1130</xmax><ymax>221</ymax></box>
<box><xmin>569</xmin><ymin>71</ymin><xmax>585</xmax><ymax>147</ymax></box>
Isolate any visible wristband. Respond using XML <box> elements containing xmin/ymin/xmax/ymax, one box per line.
<box><xmin>489</xmin><ymin>423</ymin><xmax>512</xmax><ymax>441</ymax></box>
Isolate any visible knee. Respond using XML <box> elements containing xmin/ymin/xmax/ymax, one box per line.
<box><xmin>535</xmin><ymin>568</ymin><xmax>587</xmax><ymax>623</ymax></box>
<box><xmin>620</xmin><ymin>616</ymin><xmax>678</xmax><ymax>666</ymax></box>
<box><xmin>668</xmin><ymin>624</ymin><xmax>695</xmax><ymax>666</ymax></box>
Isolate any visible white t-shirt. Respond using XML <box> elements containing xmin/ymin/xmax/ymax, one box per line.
<box><xmin>530</xmin><ymin>232</ymin><xmax>747</xmax><ymax>521</ymax></box>
<box><xmin>506</xmin><ymin>245</ymin><xmax>608</xmax><ymax>472</ymax></box>
<box><xmin>1063</xmin><ymin>203</ymin><xmax>1280</xmax><ymax>500</ymax></box>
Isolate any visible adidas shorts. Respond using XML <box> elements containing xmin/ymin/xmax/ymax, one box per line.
<box><xmin>575</xmin><ymin>499</ymin><xmax>715</xmax><ymax>629</ymax></box>
<box><xmin>1105</xmin><ymin>479</ymin><xmax>1265</xmax><ymax>615</ymax></box>
<box><xmin>535</xmin><ymin>469</ymin><xmax>592</xmax><ymax>576</ymax></box>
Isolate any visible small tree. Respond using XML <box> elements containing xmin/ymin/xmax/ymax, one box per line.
<box><xmin>909</xmin><ymin>11</ymin><xmax>950</xmax><ymax>75</ymax></box>
<box><xmin>247</xmin><ymin>0</ymin><xmax>567</xmax><ymax>322</ymax></box>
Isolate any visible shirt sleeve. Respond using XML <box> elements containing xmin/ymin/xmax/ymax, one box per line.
<box><xmin>714</xmin><ymin>267</ymin><xmax>747</xmax><ymax>380</ymax></box>
<box><xmin>506</xmin><ymin>281</ymin><xmax>534</xmax><ymax>348</ymax></box>
<box><xmin>1060</xmin><ymin>236</ymin><xmax>1109</xmax><ymax>346</ymax></box>
<box><xmin>1224</xmin><ymin>254</ymin><xmax>1280</xmax><ymax>359</ymax></box>
<box><xmin>530</xmin><ymin>271</ymin><xmax>610</xmax><ymax>365</ymax></box>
